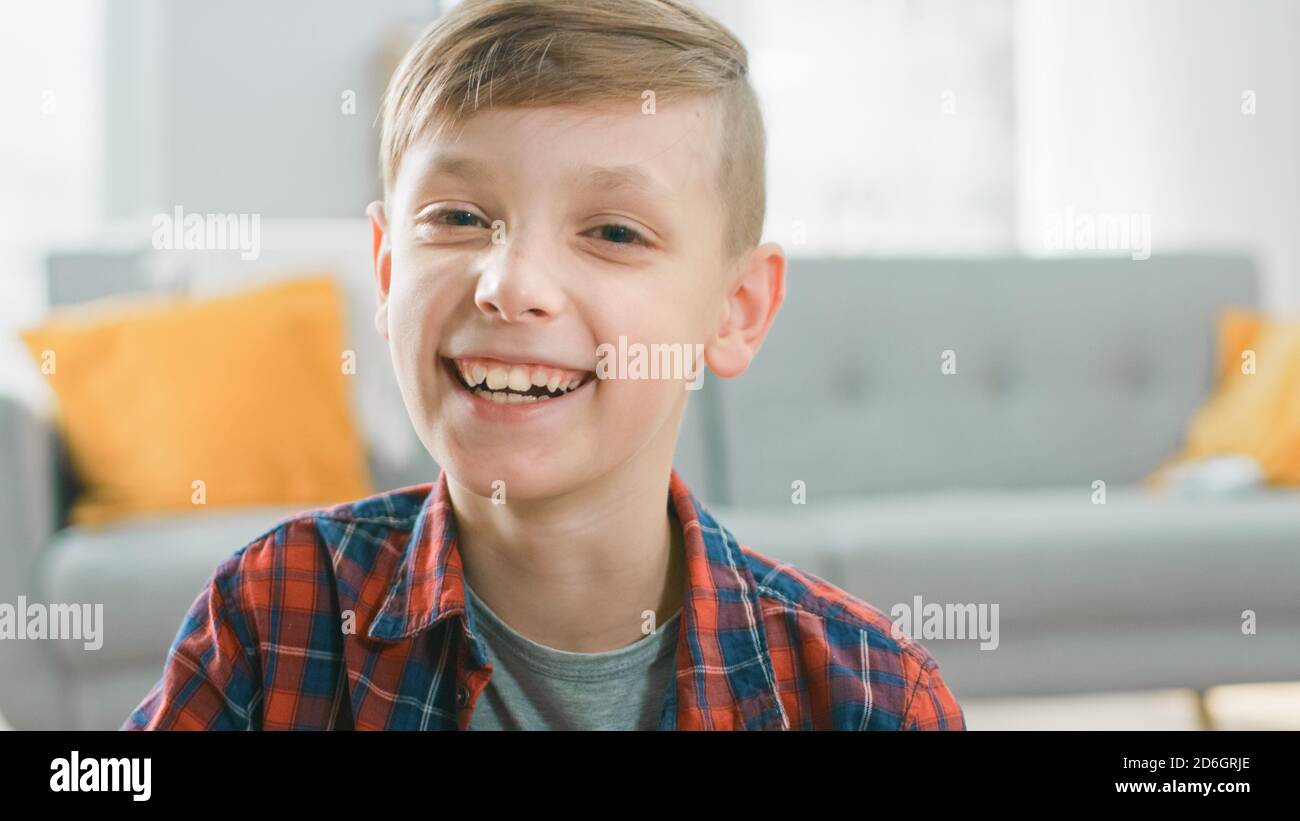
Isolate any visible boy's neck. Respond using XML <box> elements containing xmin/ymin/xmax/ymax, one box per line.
<box><xmin>445</xmin><ymin>459</ymin><xmax>686</xmax><ymax>654</ymax></box>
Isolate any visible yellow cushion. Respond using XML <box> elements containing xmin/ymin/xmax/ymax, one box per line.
<box><xmin>1150</xmin><ymin>308</ymin><xmax>1300</xmax><ymax>487</ymax></box>
<box><xmin>21</xmin><ymin>276</ymin><xmax>374</xmax><ymax>525</ymax></box>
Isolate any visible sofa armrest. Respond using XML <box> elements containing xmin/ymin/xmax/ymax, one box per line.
<box><xmin>0</xmin><ymin>393</ymin><xmax>70</xmax><ymax>728</ymax></box>
<box><xmin>0</xmin><ymin>392</ymin><xmax>59</xmax><ymax>592</ymax></box>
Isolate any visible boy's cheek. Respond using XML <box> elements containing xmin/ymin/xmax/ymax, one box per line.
<box><xmin>596</xmin><ymin>370</ymin><xmax>694</xmax><ymax>422</ymax></box>
<box><xmin>388</xmin><ymin>281</ymin><xmax>448</xmax><ymax>343</ymax></box>
<box><xmin>384</xmin><ymin>307</ymin><xmax>446</xmax><ymax>399</ymax></box>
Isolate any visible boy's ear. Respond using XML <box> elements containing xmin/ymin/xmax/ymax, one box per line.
<box><xmin>366</xmin><ymin>200</ymin><xmax>392</xmax><ymax>341</ymax></box>
<box><xmin>705</xmin><ymin>241</ymin><xmax>787</xmax><ymax>379</ymax></box>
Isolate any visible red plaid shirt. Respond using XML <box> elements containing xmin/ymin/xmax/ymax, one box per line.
<box><xmin>123</xmin><ymin>469</ymin><xmax>966</xmax><ymax>730</ymax></box>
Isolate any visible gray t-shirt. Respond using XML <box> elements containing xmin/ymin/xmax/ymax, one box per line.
<box><xmin>464</xmin><ymin>579</ymin><xmax>681</xmax><ymax>730</ymax></box>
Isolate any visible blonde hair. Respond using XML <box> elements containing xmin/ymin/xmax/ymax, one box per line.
<box><xmin>378</xmin><ymin>0</ymin><xmax>765</xmax><ymax>260</ymax></box>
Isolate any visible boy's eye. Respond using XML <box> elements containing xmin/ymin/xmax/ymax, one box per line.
<box><xmin>587</xmin><ymin>223</ymin><xmax>648</xmax><ymax>247</ymax></box>
<box><xmin>433</xmin><ymin>208</ymin><xmax>486</xmax><ymax>228</ymax></box>
<box><xmin>416</xmin><ymin>210</ymin><xmax>648</xmax><ymax>249</ymax></box>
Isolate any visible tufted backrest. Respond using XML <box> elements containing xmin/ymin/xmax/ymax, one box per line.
<box><xmin>702</xmin><ymin>256</ymin><xmax>1258</xmax><ymax>506</ymax></box>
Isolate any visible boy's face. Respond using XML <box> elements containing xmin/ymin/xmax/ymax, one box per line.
<box><xmin>369</xmin><ymin>97</ymin><xmax>782</xmax><ymax>501</ymax></box>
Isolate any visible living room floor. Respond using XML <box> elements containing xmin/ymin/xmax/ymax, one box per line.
<box><xmin>960</xmin><ymin>682</ymin><xmax>1300</xmax><ymax>730</ymax></box>
<box><xmin>3</xmin><ymin>682</ymin><xmax>1297</xmax><ymax>730</ymax></box>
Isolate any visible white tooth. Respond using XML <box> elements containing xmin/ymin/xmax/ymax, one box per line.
<box><xmin>531</xmin><ymin>368</ymin><xmax>549</xmax><ymax>387</ymax></box>
<box><xmin>567</xmin><ymin>377</ymin><xmax>582</xmax><ymax>391</ymax></box>
<box><xmin>507</xmin><ymin>366</ymin><xmax>532</xmax><ymax>392</ymax></box>
<box><xmin>538</xmin><ymin>394</ymin><xmax>551</xmax><ymax>401</ymax></box>
<box><xmin>506</xmin><ymin>392</ymin><xmax>523</xmax><ymax>403</ymax></box>
<box><xmin>486</xmin><ymin>367</ymin><xmax>509</xmax><ymax>390</ymax></box>
<box><xmin>471</xmin><ymin>363</ymin><xmax>487</xmax><ymax>386</ymax></box>
<box><xmin>546</xmin><ymin>373</ymin><xmax>562</xmax><ymax>392</ymax></box>
<box><xmin>522</xmin><ymin>394</ymin><xmax>537</xmax><ymax>402</ymax></box>
<box><xmin>489</xmin><ymin>391</ymin><xmax>507</xmax><ymax>403</ymax></box>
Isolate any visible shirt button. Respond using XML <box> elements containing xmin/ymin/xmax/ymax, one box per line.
<box><xmin>456</xmin><ymin>685</ymin><xmax>469</xmax><ymax>707</ymax></box>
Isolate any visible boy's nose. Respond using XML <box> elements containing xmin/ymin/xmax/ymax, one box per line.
<box><xmin>473</xmin><ymin>240</ymin><xmax>566</xmax><ymax>323</ymax></box>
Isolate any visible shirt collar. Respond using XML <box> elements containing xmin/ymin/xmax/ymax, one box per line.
<box><xmin>367</xmin><ymin>468</ymin><xmax>789</xmax><ymax>730</ymax></box>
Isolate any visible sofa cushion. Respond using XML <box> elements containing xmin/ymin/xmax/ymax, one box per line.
<box><xmin>36</xmin><ymin>505</ymin><xmax>305</xmax><ymax>669</ymax></box>
<box><xmin>713</xmin><ymin>485</ymin><xmax>1300</xmax><ymax>631</ymax></box>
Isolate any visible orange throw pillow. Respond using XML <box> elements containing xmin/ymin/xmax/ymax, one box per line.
<box><xmin>1150</xmin><ymin>308</ymin><xmax>1300</xmax><ymax>486</ymax></box>
<box><xmin>21</xmin><ymin>276</ymin><xmax>374</xmax><ymax>525</ymax></box>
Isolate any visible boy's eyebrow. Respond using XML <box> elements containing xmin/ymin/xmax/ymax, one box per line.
<box><xmin>578</xmin><ymin>164</ymin><xmax>665</xmax><ymax>198</ymax></box>
<box><xmin>423</xmin><ymin>154</ymin><xmax>670</xmax><ymax>201</ymax></box>
<box><xmin>426</xmin><ymin>153</ymin><xmax>496</xmax><ymax>182</ymax></box>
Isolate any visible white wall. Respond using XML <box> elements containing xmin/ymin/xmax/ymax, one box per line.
<box><xmin>703</xmin><ymin>0</ymin><xmax>1017</xmax><ymax>256</ymax></box>
<box><xmin>104</xmin><ymin>0</ymin><xmax>437</xmax><ymax>220</ymax></box>
<box><xmin>0</xmin><ymin>0</ymin><xmax>104</xmax><ymax>404</ymax></box>
<box><xmin>1015</xmin><ymin>0</ymin><xmax>1300</xmax><ymax>311</ymax></box>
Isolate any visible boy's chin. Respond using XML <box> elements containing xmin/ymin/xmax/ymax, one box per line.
<box><xmin>440</xmin><ymin>452</ymin><xmax>594</xmax><ymax>503</ymax></box>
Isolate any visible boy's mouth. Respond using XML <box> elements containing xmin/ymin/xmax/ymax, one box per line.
<box><xmin>441</xmin><ymin>355</ymin><xmax>596</xmax><ymax>403</ymax></box>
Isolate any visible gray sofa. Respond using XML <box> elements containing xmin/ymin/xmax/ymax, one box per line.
<box><xmin>3</xmin><ymin>241</ymin><xmax>1297</xmax><ymax>729</ymax></box>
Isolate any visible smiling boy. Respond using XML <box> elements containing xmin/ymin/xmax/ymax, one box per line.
<box><xmin>124</xmin><ymin>0</ymin><xmax>965</xmax><ymax>731</ymax></box>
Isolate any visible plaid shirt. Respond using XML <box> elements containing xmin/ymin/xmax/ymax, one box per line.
<box><xmin>123</xmin><ymin>469</ymin><xmax>966</xmax><ymax>731</ymax></box>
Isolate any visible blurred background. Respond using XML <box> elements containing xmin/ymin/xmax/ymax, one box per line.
<box><xmin>1</xmin><ymin>0</ymin><xmax>1298</xmax><ymax>730</ymax></box>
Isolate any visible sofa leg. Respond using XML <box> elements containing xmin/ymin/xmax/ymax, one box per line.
<box><xmin>1193</xmin><ymin>688</ymin><xmax>1216</xmax><ymax>731</ymax></box>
